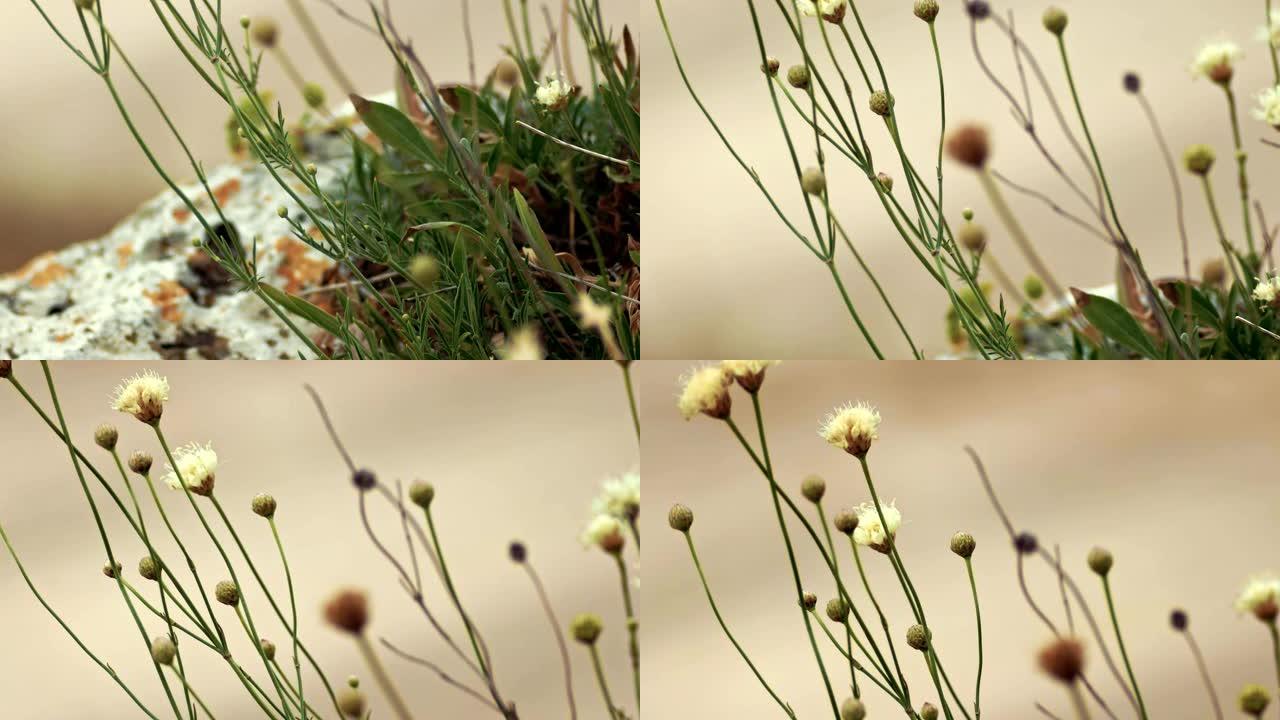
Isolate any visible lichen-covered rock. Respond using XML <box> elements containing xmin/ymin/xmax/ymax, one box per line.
<box><xmin>0</xmin><ymin>109</ymin><xmax>358</xmax><ymax>359</ymax></box>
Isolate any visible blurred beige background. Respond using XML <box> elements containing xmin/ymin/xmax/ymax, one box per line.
<box><xmin>643</xmin><ymin>1</ymin><xmax>1280</xmax><ymax>358</ymax></box>
<box><xmin>0</xmin><ymin>361</ymin><xmax>639</xmax><ymax>719</ymax></box>
<box><xmin>0</xmin><ymin>0</ymin><xmax>635</xmax><ymax>271</ymax></box>
<box><xmin>638</xmin><ymin>361</ymin><xmax>1280</xmax><ymax>717</ymax></box>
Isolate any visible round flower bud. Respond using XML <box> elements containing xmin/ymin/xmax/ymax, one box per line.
<box><xmin>921</xmin><ymin>703</ymin><xmax>940</xmax><ymax>720</ymax></box>
<box><xmin>250</xmin><ymin>17</ymin><xmax>280</xmax><ymax>48</ymax></box>
<box><xmin>347</xmin><ymin>676</ymin><xmax>360</xmax><ymax>688</ymax></box>
<box><xmin>841</xmin><ymin>697</ymin><xmax>867</xmax><ymax>720</ymax></box>
<box><xmin>409</xmin><ymin>254</ymin><xmax>441</xmax><ymax>289</ymax></box>
<box><xmin>802</xmin><ymin>593</ymin><xmax>818</xmax><ymax>611</ymax></box>
<box><xmin>139</xmin><ymin>555</ymin><xmax>161</xmax><ymax>582</ymax></box>
<box><xmin>325</xmin><ymin>589</ymin><xmax>370</xmax><ymax>634</ymax></box>
<box><xmin>967</xmin><ymin>1</ymin><xmax>991</xmax><ymax>20</ymax></box>
<box><xmin>302</xmin><ymin>83</ymin><xmax>326</xmax><ymax>109</ymax></box>
<box><xmin>1087</xmin><ymin>547</ymin><xmax>1113</xmax><ymax>577</ymax></box>
<box><xmin>950</xmin><ymin>532</ymin><xmax>976</xmax><ymax>558</ymax></box>
<box><xmin>1038</xmin><ymin>637</ymin><xmax>1085</xmax><ymax>683</ymax></box>
<box><xmin>1170</xmin><ymin>609</ymin><xmax>1189</xmax><ymax>632</ymax></box>
<box><xmin>215</xmin><ymin>581</ymin><xmax>240</xmax><ymax>607</ymax></box>
<box><xmin>570</xmin><ymin>613</ymin><xmax>603</xmax><ymax>644</ymax></box>
<box><xmin>1014</xmin><ymin>532</ymin><xmax>1038</xmax><ymax>555</ymax></box>
<box><xmin>1241</xmin><ymin>684</ymin><xmax>1271</xmax><ymax>717</ymax></box>
<box><xmin>825</xmin><ymin>597</ymin><xmax>849</xmax><ymax>623</ymax></box>
<box><xmin>252</xmin><ymin>493</ymin><xmax>277</xmax><ymax>518</ymax></box>
<box><xmin>352</xmin><ymin>468</ymin><xmax>377</xmax><ymax>491</ymax></box>
<box><xmin>600</xmin><ymin>530</ymin><xmax>626</xmax><ymax>556</ymax></box>
<box><xmin>1202</xmin><ymin>258</ymin><xmax>1227</xmax><ymax>286</ymax></box>
<box><xmin>103</xmin><ymin>561</ymin><xmax>123</xmax><ymax>579</ymax></box>
<box><xmin>94</xmin><ymin>424</ymin><xmax>119</xmax><ymax>451</ymax></box>
<box><xmin>947</xmin><ymin>124</ymin><xmax>991</xmax><ymax>169</ymax></box>
<box><xmin>1042</xmin><ymin>7</ymin><xmax>1068</xmax><ymax>36</ymax></box>
<box><xmin>762</xmin><ymin>56</ymin><xmax>781</xmax><ymax>77</ymax></box>
<box><xmin>151</xmin><ymin>636</ymin><xmax>177</xmax><ymax>666</ymax></box>
<box><xmin>668</xmin><ymin>504</ymin><xmax>694</xmax><ymax>532</ymax></box>
<box><xmin>276</xmin><ymin>206</ymin><xmax>289</xmax><ymax>219</ymax></box>
<box><xmin>914</xmin><ymin>0</ymin><xmax>940</xmax><ymax>23</ymax></box>
<box><xmin>409</xmin><ymin>481</ymin><xmax>435</xmax><ymax>510</ymax></box>
<box><xmin>337</xmin><ymin>687</ymin><xmax>368</xmax><ymax>718</ymax></box>
<box><xmin>958</xmin><ymin>222</ymin><xmax>987</xmax><ymax>252</ymax></box>
<box><xmin>787</xmin><ymin>65</ymin><xmax>811</xmax><ymax>90</ymax></box>
<box><xmin>1184</xmin><ymin>144</ymin><xmax>1216</xmax><ymax>176</ymax></box>
<box><xmin>1024</xmin><ymin>275</ymin><xmax>1045</xmax><ymax>301</ymax></box>
<box><xmin>508</xmin><ymin>541</ymin><xmax>527</xmax><ymax>563</ymax></box>
<box><xmin>801</xmin><ymin>167</ymin><xmax>827</xmax><ymax>196</ymax></box>
<box><xmin>906</xmin><ymin>624</ymin><xmax>930</xmax><ymax>651</ymax></box>
<box><xmin>834</xmin><ymin>509</ymin><xmax>858</xmax><ymax>536</ymax></box>
<box><xmin>800</xmin><ymin>474</ymin><xmax>827</xmax><ymax>503</ymax></box>
<box><xmin>876</xmin><ymin>172</ymin><xmax>894</xmax><ymax>193</ymax></box>
<box><xmin>128</xmin><ymin>451</ymin><xmax>153</xmax><ymax>475</ymax></box>
<box><xmin>495</xmin><ymin>57</ymin><xmax>521</xmax><ymax>86</ymax></box>
<box><xmin>869</xmin><ymin>91</ymin><xmax>894</xmax><ymax>117</ymax></box>
<box><xmin>1123</xmin><ymin>72</ymin><xmax>1142</xmax><ymax>94</ymax></box>
<box><xmin>74</xmin><ymin>0</ymin><xmax>95</xmax><ymax>10</ymax></box>
<box><xmin>260</xmin><ymin>638</ymin><xmax>277</xmax><ymax>661</ymax></box>
<box><xmin>962</xmin><ymin>208</ymin><xmax>975</xmax><ymax>221</ymax></box>
<box><xmin>0</xmin><ymin>360</ymin><xmax>11</xmax><ymax>379</ymax></box>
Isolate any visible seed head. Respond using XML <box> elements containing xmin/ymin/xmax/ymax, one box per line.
<box><xmin>1202</xmin><ymin>258</ymin><xmax>1227</xmax><ymax>285</ymax></box>
<box><xmin>834</xmin><ymin>509</ymin><xmax>859</xmax><ymax>535</ymax></box>
<box><xmin>251</xmin><ymin>18</ymin><xmax>280</xmax><ymax>48</ymax></box>
<box><xmin>801</xmin><ymin>167</ymin><xmax>827</xmax><ymax>196</ymax></box>
<box><xmin>946</xmin><ymin>124</ymin><xmax>991</xmax><ymax>169</ymax></box>
<box><xmin>302</xmin><ymin>83</ymin><xmax>326</xmax><ymax>109</ymax></box>
<box><xmin>876</xmin><ymin>172</ymin><xmax>894</xmax><ymax>193</ymax></box>
<box><xmin>800</xmin><ymin>474</ymin><xmax>827</xmax><ymax>503</ymax></box>
<box><xmin>495</xmin><ymin>57</ymin><xmax>521</xmax><ymax>86</ymax></box>
<box><xmin>914</xmin><ymin>0</ymin><xmax>940</xmax><ymax>23</ymax></box>
<box><xmin>260</xmin><ymin>638</ymin><xmax>277</xmax><ymax>661</ymax></box>
<box><xmin>763</xmin><ymin>56</ymin><xmax>781</xmax><ymax>77</ymax></box>
<box><xmin>1242</xmin><ymin>684</ymin><xmax>1272</xmax><ymax>716</ymax></box>
<box><xmin>826</xmin><ymin>597</ymin><xmax>849</xmax><ymax>623</ymax></box>
<box><xmin>409</xmin><ymin>254</ymin><xmax>441</xmax><ymax>289</ymax></box>
<box><xmin>508</xmin><ymin>541</ymin><xmax>527</xmax><ymax>563</ymax></box>
<box><xmin>128</xmin><ymin>451</ymin><xmax>153</xmax><ymax>475</ymax></box>
<box><xmin>252</xmin><ymin>493</ymin><xmax>277</xmax><ymax>518</ymax></box>
<box><xmin>1014</xmin><ymin>532</ymin><xmax>1038</xmax><ymax>555</ymax></box>
<box><xmin>1123</xmin><ymin>72</ymin><xmax>1142</xmax><ymax>94</ymax></box>
<box><xmin>1087</xmin><ymin>547</ymin><xmax>1113</xmax><ymax>576</ymax></box>
<box><xmin>787</xmin><ymin>65</ymin><xmax>811</xmax><ymax>90</ymax></box>
<box><xmin>324</xmin><ymin>588</ymin><xmax>370</xmax><ymax>634</ymax></box>
<box><xmin>0</xmin><ymin>360</ymin><xmax>11</xmax><ymax>379</ymax></box>
<box><xmin>352</xmin><ymin>468</ymin><xmax>377</xmax><ymax>491</ymax></box>
<box><xmin>215</xmin><ymin>581</ymin><xmax>240</xmax><ymax>607</ymax></box>
<box><xmin>570</xmin><ymin>613</ymin><xmax>603</xmax><ymax>644</ymax></box>
<box><xmin>906</xmin><ymin>624</ymin><xmax>930</xmax><ymax>651</ymax></box>
<box><xmin>1024</xmin><ymin>275</ymin><xmax>1045</xmax><ymax>301</ymax></box>
<box><xmin>722</xmin><ymin>360</ymin><xmax>778</xmax><ymax>393</ymax></box>
<box><xmin>966</xmin><ymin>1</ymin><xmax>991</xmax><ymax>20</ymax></box>
<box><xmin>534</xmin><ymin>74</ymin><xmax>574</xmax><ymax>111</ymax></box>
<box><xmin>1042</xmin><ymin>7</ymin><xmax>1068</xmax><ymax>36</ymax></box>
<box><xmin>1170</xmin><ymin>609</ymin><xmax>1189</xmax><ymax>632</ymax></box>
<box><xmin>409</xmin><ymin>481</ymin><xmax>435</xmax><ymax>509</ymax></box>
<box><xmin>151</xmin><ymin>636</ymin><xmax>177</xmax><ymax>666</ymax></box>
<box><xmin>869</xmin><ymin>91</ymin><xmax>894</xmax><ymax>117</ymax></box>
<box><xmin>668</xmin><ymin>504</ymin><xmax>694</xmax><ymax>532</ymax></box>
<box><xmin>1037</xmin><ymin>637</ymin><xmax>1085</xmax><ymax>683</ymax></box>
<box><xmin>921</xmin><ymin>703</ymin><xmax>940</xmax><ymax>720</ymax></box>
<box><xmin>163</xmin><ymin>443</ymin><xmax>218</xmax><ymax>497</ymax></box>
<box><xmin>139</xmin><ymin>555</ymin><xmax>161</xmax><ymax>582</ymax></box>
<box><xmin>950</xmin><ymin>532</ymin><xmax>976</xmax><ymax>558</ymax></box>
<box><xmin>841</xmin><ymin>698</ymin><xmax>867</xmax><ymax>720</ymax></box>
<box><xmin>853</xmin><ymin>502</ymin><xmax>902</xmax><ymax>554</ymax></box>
<box><xmin>94</xmin><ymin>424</ymin><xmax>119</xmax><ymax>451</ymax></box>
<box><xmin>802</xmin><ymin>593</ymin><xmax>818</xmax><ymax>611</ymax></box>
<box><xmin>958</xmin><ymin>222</ymin><xmax>987</xmax><ymax>252</ymax></box>
<box><xmin>337</xmin><ymin>687</ymin><xmax>367</xmax><ymax>718</ymax></box>
<box><xmin>1184</xmin><ymin>144</ymin><xmax>1216</xmax><ymax>175</ymax></box>
<box><xmin>103</xmin><ymin>561</ymin><xmax>123</xmax><ymax>579</ymax></box>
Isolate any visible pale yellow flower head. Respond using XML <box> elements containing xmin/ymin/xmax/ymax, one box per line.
<box><xmin>497</xmin><ymin>326</ymin><xmax>545</xmax><ymax>361</ymax></box>
<box><xmin>534</xmin><ymin>75</ymin><xmax>573</xmax><ymax>111</ymax></box>
<box><xmin>1253</xmin><ymin>276</ymin><xmax>1280</xmax><ymax>305</ymax></box>
<box><xmin>575</xmin><ymin>294</ymin><xmax>613</xmax><ymax>333</ymax></box>
<box><xmin>721</xmin><ymin>360</ymin><xmax>779</xmax><ymax>393</ymax></box>
<box><xmin>111</xmin><ymin>370</ymin><xmax>170</xmax><ymax>425</ymax></box>
<box><xmin>580</xmin><ymin>513</ymin><xmax>622</xmax><ymax>549</ymax></box>
<box><xmin>1237</xmin><ymin>574</ymin><xmax>1280</xmax><ymax>619</ymax></box>
<box><xmin>853</xmin><ymin>501</ymin><xmax>901</xmax><ymax>553</ymax></box>
<box><xmin>820</xmin><ymin>402</ymin><xmax>881</xmax><ymax>457</ymax></box>
<box><xmin>677</xmin><ymin>365</ymin><xmax>732</xmax><ymax>421</ymax></box>
<box><xmin>797</xmin><ymin>0</ymin><xmax>847</xmax><ymax>22</ymax></box>
<box><xmin>592</xmin><ymin>472</ymin><xmax>640</xmax><ymax>520</ymax></box>
<box><xmin>163</xmin><ymin>442</ymin><xmax>219</xmax><ymax>496</ymax></box>
<box><xmin>1258</xmin><ymin>10</ymin><xmax>1280</xmax><ymax>49</ymax></box>
<box><xmin>1191</xmin><ymin>41</ymin><xmax>1242</xmax><ymax>82</ymax></box>
<box><xmin>1255</xmin><ymin>86</ymin><xmax>1280</xmax><ymax>128</ymax></box>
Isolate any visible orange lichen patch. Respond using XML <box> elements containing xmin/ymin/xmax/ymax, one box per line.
<box><xmin>54</xmin><ymin>333</ymin><xmax>71</xmax><ymax>343</ymax></box>
<box><xmin>116</xmin><ymin>243</ymin><xmax>134</xmax><ymax>268</ymax></box>
<box><xmin>28</xmin><ymin>259</ymin><xmax>72</xmax><ymax>289</ymax></box>
<box><xmin>213</xmin><ymin>178</ymin><xmax>242</xmax><ymax>206</ymax></box>
<box><xmin>274</xmin><ymin>236</ymin><xmax>332</xmax><ymax>294</ymax></box>
<box><xmin>144</xmin><ymin>281</ymin><xmax>189</xmax><ymax>324</ymax></box>
<box><xmin>173</xmin><ymin>207</ymin><xmax>192</xmax><ymax>222</ymax></box>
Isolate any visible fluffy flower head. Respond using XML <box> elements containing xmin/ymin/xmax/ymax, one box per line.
<box><xmin>797</xmin><ymin>0</ymin><xmax>847</xmax><ymax>22</ymax></box>
<box><xmin>1191</xmin><ymin>41</ymin><xmax>1242</xmax><ymax>81</ymax></box>
<box><xmin>1237</xmin><ymin>574</ymin><xmax>1280</xmax><ymax>616</ymax></box>
<box><xmin>1258</xmin><ymin>10</ymin><xmax>1280</xmax><ymax>49</ymax></box>
<box><xmin>580</xmin><ymin>513</ymin><xmax>622</xmax><ymax>549</ymax></box>
<box><xmin>592</xmin><ymin>472</ymin><xmax>640</xmax><ymax>520</ymax></box>
<box><xmin>112</xmin><ymin>370</ymin><xmax>170</xmax><ymax>424</ymax></box>
<box><xmin>722</xmin><ymin>360</ymin><xmax>779</xmax><ymax>393</ymax></box>
<box><xmin>1254</xmin><ymin>276</ymin><xmax>1280</xmax><ymax>305</ymax></box>
<box><xmin>853</xmin><ymin>501</ymin><xmax>901</xmax><ymax>553</ymax></box>
<box><xmin>498</xmin><ymin>326</ymin><xmax>545</xmax><ymax>361</ymax></box>
<box><xmin>820</xmin><ymin>402</ymin><xmax>881</xmax><ymax>456</ymax></box>
<box><xmin>677</xmin><ymin>365</ymin><xmax>732</xmax><ymax>420</ymax></box>
<box><xmin>535</xmin><ymin>75</ymin><xmax>573</xmax><ymax>111</ymax></box>
<box><xmin>163</xmin><ymin>443</ymin><xmax>219</xmax><ymax>496</ymax></box>
<box><xmin>1255</xmin><ymin>86</ymin><xmax>1280</xmax><ymax>128</ymax></box>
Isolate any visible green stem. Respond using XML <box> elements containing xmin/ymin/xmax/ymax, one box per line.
<box><xmin>620</xmin><ymin>363</ymin><xmax>641</xmax><ymax>447</ymax></box>
<box><xmin>588</xmin><ymin>643</ymin><xmax>621</xmax><ymax>719</ymax></box>
<box><xmin>614</xmin><ymin>554</ymin><xmax>640</xmax><ymax>708</ymax></box>
<box><xmin>1100</xmin><ymin>576</ymin><xmax>1148</xmax><ymax>720</ymax></box>
<box><xmin>1223</xmin><ymin>85</ymin><xmax>1257</xmax><ymax>256</ymax></box>
<box><xmin>1269</xmin><ymin>0</ymin><xmax>1280</xmax><ymax>85</ymax></box>
<box><xmin>356</xmin><ymin>634</ymin><xmax>415</xmax><ymax>720</ymax></box>
<box><xmin>1069</xmin><ymin>683</ymin><xmax>1093</xmax><ymax>720</ymax></box>
<box><xmin>827</xmin><ymin>260</ymin><xmax>886</xmax><ymax>359</ymax></box>
<box><xmin>1268</xmin><ymin>623</ymin><xmax>1280</xmax><ymax>720</ymax></box>
<box><xmin>964</xmin><ymin>558</ymin><xmax>984</xmax><ymax>719</ymax></box>
<box><xmin>270</xmin><ymin>518</ymin><xmax>306</xmax><ymax>719</ymax></box>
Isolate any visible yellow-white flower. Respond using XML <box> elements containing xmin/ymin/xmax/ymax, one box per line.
<box><xmin>580</xmin><ymin>513</ymin><xmax>622</xmax><ymax>548</ymax></box>
<box><xmin>1258</xmin><ymin>10</ymin><xmax>1280</xmax><ymax>48</ymax></box>
<box><xmin>163</xmin><ymin>442</ymin><xmax>218</xmax><ymax>496</ymax></box>
<box><xmin>534</xmin><ymin>75</ymin><xmax>573</xmax><ymax>111</ymax></box>
<box><xmin>1237</xmin><ymin>574</ymin><xmax>1280</xmax><ymax>616</ymax></box>
<box><xmin>722</xmin><ymin>360</ymin><xmax>779</xmax><ymax>393</ymax></box>
<box><xmin>497</xmin><ymin>326</ymin><xmax>545</xmax><ymax>360</ymax></box>
<box><xmin>591</xmin><ymin>472</ymin><xmax>640</xmax><ymax>520</ymax></box>
<box><xmin>1254</xmin><ymin>275</ymin><xmax>1280</xmax><ymax>305</ymax></box>
<box><xmin>1255</xmin><ymin>86</ymin><xmax>1280</xmax><ymax>128</ymax></box>
<box><xmin>820</xmin><ymin>402</ymin><xmax>881</xmax><ymax>457</ymax></box>
<box><xmin>1191</xmin><ymin>41</ymin><xmax>1242</xmax><ymax>81</ymax></box>
<box><xmin>575</xmin><ymin>294</ymin><xmax>613</xmax><ymax>333</ymax></box>
<box><xmin>677</xmin><ymin>365</ymin><xmax>732</xmax><ymax>420</ymax></box>
<box><xmin>853</xmin><ymin>501</ymin><xmax>901</xmax><ymax>553</ymax></box>
<box><xmin>111</xmin><ymin>370</ymin><xmax>170</xmax><ymax>425</ymax></box>
<box><xmin>796</xmin><ymin>0</ymin><xmax>847</xmax><ymax>22</ymax></box>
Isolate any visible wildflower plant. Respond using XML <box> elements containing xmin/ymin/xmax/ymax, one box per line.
<box><xmin>0</xmin><ymin>360</ymin><xmax>641</xmax><ymax>719</ymax></box>
<box><xmin>656</xmin><ymin>0</ymin><xmax>1280</xmax><ymax>359</ymax></box>
<box><xmin>28</xmin><ymin>0</ymin><xmax>638</xmax><ymax>360</ymax></box>
<box><xmin>667</xmin><ymin>362</ymin><xmax>1280</xmax><ymax>718</ymax></box>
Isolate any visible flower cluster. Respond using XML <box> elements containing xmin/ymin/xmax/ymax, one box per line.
<box><xmin>162</xmin><ymin>442</ymin><xmax>219</xmax><ymax>496</ymax></box>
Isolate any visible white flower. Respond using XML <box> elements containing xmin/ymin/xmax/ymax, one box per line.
<box><xmin>852</xmin><ymin>501</ymin><xmax>901</xmax><ymax>553</ymax></box>
<box><xmin>1258</xmin><ymin>10</ymin><xmax>1280</xmax><ymax>49</ymax></box>
<box><xmin>111</xmin><ymin>370</ymin><xmax>169</xmax><ymax>425</ymax></box>
<box><xmin>575</xmin><ymin>294</ymin><xmax>613</xmax><ymax>333</ymax></box>
<box><xmin>820</xmin><ymin>402</ymin><xmax>881</xmax><ymax>456</ymax></box>
<box><xmin>1237</xmin><ymin>574</ymin><xmax>1280</xmax><ymax>616</ymax></box>
<box><xmin>591</xmin><ymin>472</ymin><xmax>640</xmax><ymax>520</ymax></box>
<box><xmin>1254</xmin><ymin>275</ymin><xmax>1280</xmax><ymax>305</ymax></box>
<box><xmin>163</xmin><ymin>442</ymin><xmax>218</xmax><ymax>496</ymax></box>
<box><xmin>721</xmin><ymin>360</ymin><xmax>779</xmax><ymax>393</ymax></box>
<box><xmin>534</xmin><ymin>75</ymin><xmax>573</xmax><ymax>111</ymax></box>
<box><xmin>1191</xmin><ymin>41</ymin><xmax>1242</xmax><ymax>80</ymax></box>
<box><xmin>580</xmin><ymin>513</ymin><xmax>622</xmax><ymax>548</ymax></box>
<box><xmin>796</xmin><ymin>0</ymin><xmax>847</xmax><ymax>22</ymax></box>
<box><xmin>497</xmin><ymin>326</ymin><xmax>544</xmax><ymax>360</ymax></box>
<box><xmin>1255</xmin><ymin>86</ymin><xmax>1280</xmax><ymax>128</ymax></box>
<box><xmin>677</xmin><ymin>365</ymin><xmax>732</xmax><ymax>420</ymax></box>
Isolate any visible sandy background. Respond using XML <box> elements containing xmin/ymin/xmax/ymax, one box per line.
<box><xmin>0</xmin><ymin>361</ymin><xmax>640</xmax><ymax>719</ymax></box>
<box><xmin>643</xmin><ymin>1</ymin><xmax>1280</xmax><ymax>358</ymax></box>
<box><xmin>638</xmin><ymin>361</ymin><xmax>1280</xmax><ymax>718</ymax></box>
<box><xmin>0</xmin><ymin>0</ymin><xmax>636</xmax><ymax>271</ymax></box>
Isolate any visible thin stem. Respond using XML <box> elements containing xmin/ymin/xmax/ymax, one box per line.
<box><xmin>356</xmin><ymin>634</ymin><xmax>414</xmax><ymax>720</ymax></box>
<box><xmin>520</xmin><ymin>562</ymin><xmax>577</xmax><ymax>719</ymax></box>
<box><xmin>620</xmin><ymin>363</ymin><xmax>641</xmax><ymax>447</ymax></box>
<box><xmin>614</xmin><ymin>554</ymin><xmax>640</xmax><ymax>708</ymax></box>
<box><xmin>1100</xmin><ymin>577</ymin><xmax>1148</xmax><ymax>720</ymax></box>
<box><xmin>285</xmin><ymin>0</ymin><xmax>355</xmax><ymax>94</ymax></box>
<box><xmin>964</xmin><ymin>557</ymin><xmax>984</xmax><ymax>720</ymax></box>
<box><xmin>1069</xmin><ymin>683</ymin><xmax>1093</xmax><ymax>720</ymax></box>
<box><xmin>269</xmin><ymin>518</ymin><xmax>306</xmax><ymax>719</ymax></box>
<box><xmin>977</xmin><ymin>171</ymin><xmax>1065</xmax><ymax>302</ymax></box>
<box><xmin>588</xmin><ymin>643</ymin><xmax>620</xmax><ymax>720</ymax></box>
<box><xmin>1223</xmin><ymin>85</ymin><xmax>1257</xmax><ymax>256</ymax></box>
<box><xmin>1181</xmin><ymin>629</ymin><xmax>1224</xmax><ymax>720</ymax></box>
<box><xmin>1269</xmin><ymin>623</ymin><xmax>1280</xmax><ymax>720</ymax></box>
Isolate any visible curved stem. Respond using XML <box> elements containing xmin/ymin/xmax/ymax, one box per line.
<box><xmin>964</xmin><ymin>558</ymin><xmax>984</xmax><ymax>719</ymax></box>
<box><xmin>356</xmin><ymin>634</ymin><xmax>414</xmax><ymax>720</ymax></box>
<box><xmin>1100</xmin><ymin>576</ymin><xmax>1148</xmax><ymax>720</ymax></box>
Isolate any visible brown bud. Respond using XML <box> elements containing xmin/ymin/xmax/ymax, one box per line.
<box><xmin>1038</xmin><ymin>637</ymin><xmax>1085</xmax><ymax>683</ymax></box>
<box><xmin>946</xmin><ymin>124</ymin><xmax>991</xmax><ymax>169</ymax></box>
<box><xmin>324</xmin><ymin>588</ymin><xmax>369</xmax><ymax>634</ymax></box>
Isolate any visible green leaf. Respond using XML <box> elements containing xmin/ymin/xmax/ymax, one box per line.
<box><xmin>511</xmin><ymin>188</ymin><xmax>571</xmax><ymax>292</ymax></box>
<box><xmin>352</xmin><ymin>95</ymin><xmax>437</xmax><ymax>165</ymax></box>
<box><xmin>1073</xmin><ymin>289</ymin><xmax>1159</xmax><ymax>358</ymax></box>
<box><xmin>259</xmin><ymin>284</ymin><xmax>344</xmax><ymax>338</ymax></box>
<box><xmin>1166</xmin><ymin>282</ymin><xmax>1222</xmax><ymax>331</ymax></box>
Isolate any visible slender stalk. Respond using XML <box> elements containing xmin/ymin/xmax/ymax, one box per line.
<box><xmin>520</xmin><ymin>561</ymin><xmax>578</xmax><ymax>720</ymax></box>
<box><xmin>977</xmin><ymin>172</ymin><xmax>1065</xmax><ymax>302</ymax></box>
<box><xmin>269</xmin><ymin>518</ymin><xmax>307</xmax><ymax>719</ymax></box>
<box><xmin>1269</xmin><ymin>0</ymin><xmax>1280</xmax><ymax>85</ymax></box>
<box><xmin>1068</xmin><ymin>683</ymin><xmax>1093</xmax><ymax>720</ymax></box>
<box><xmin>167</xmin><ymin>668</ymin><xmax>218</xmax><ymax>720</ymax></box>
<box><xmin>620</xmin><ymin>363</ymin><xmax>641</xmax><ymax>447</ymax></box>
<box><xmin>588</xmin><ymin>643</ymin><xmax>621</xmax><ymax>720</ymax></box>
<box><xmin>1099</xmin><ymin>576</ymin><xmax>1148</xmax><ymax>720</ymax></box>
<box><xmin>614</xmin><ymin>554</ymin><xmax>640</xmax><ymax>708</ymax></box>
<box><xmin>1180</xmin><ymin>628</ymin><xmax>1223</xmax><ymax>720</ymax></box>
<box><xmin>356</xmin><ymin>634</ymin><xmax>415</xmax><ymax>720</ymax></box>
<box><xmin>1222</xmin><ymin>85</ymin><xmax>1257</xmax><ymax>256</ymax></box>
<box><xmin>284</xmin><ymin>0</ymin><xmax>355</xmax><ymax>94</ymax></box>
<box><xmin>1269</xmin><ymin>623</ymin><xmax>1280</xmax><ymax>720</ymax></box>
<box><xmin>964</xmin><ymin>557</ymin><xmax>984</xmax><ymax>719</ymax></box>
